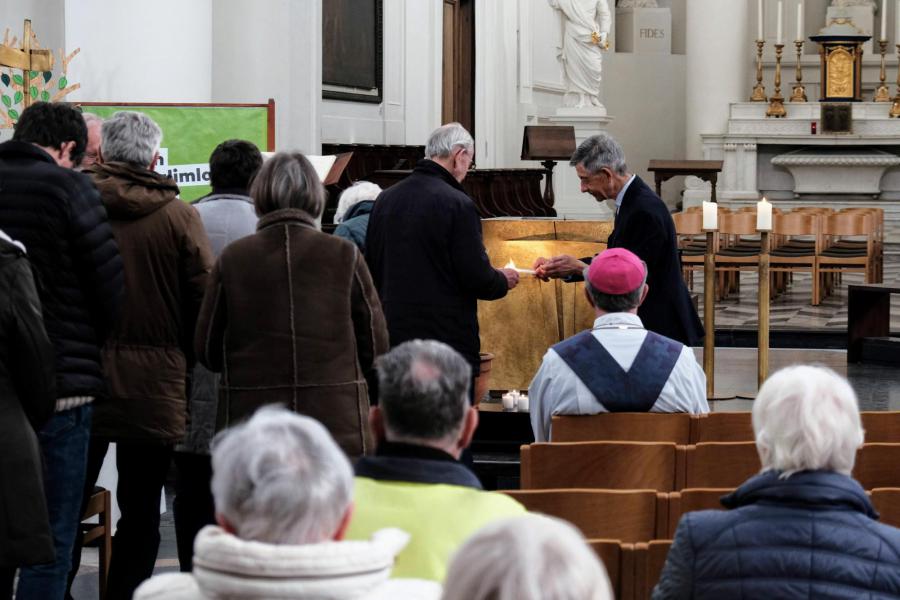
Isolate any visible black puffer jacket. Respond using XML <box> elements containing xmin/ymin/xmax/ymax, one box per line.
<box><xmin>0</xmin><ymin>234</ymin><xmax>56</xmax><ymax>567</ymax></box>
<box><xmin>0</xmin><ymin>141</ymin><xmax>123</xmax><ymax>399</ymax></box>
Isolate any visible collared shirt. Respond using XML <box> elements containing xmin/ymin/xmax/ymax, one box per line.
<box><xmin>354</xmin><ymin>441</ymin><xmax>482</xmax><ymax>489</ymax></box>
<box><xmin>528</xmin><ymin>313</ymin><xmax>709</xmax><ymax>442</ymax></box>
<box><xmin>614</xmin><ymin>173</ymin><xmax>637</xmax><ymax>214</ymax></box>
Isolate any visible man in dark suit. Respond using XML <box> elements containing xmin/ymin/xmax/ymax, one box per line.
<box><xmin>533</xmin><ymin>133</ymin><xmax>703</xmax><ymax>346</ymax></box>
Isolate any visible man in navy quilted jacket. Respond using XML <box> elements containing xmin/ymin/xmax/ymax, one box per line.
<box><xmin>653</xmin><ymin>365</ymin><xmax>900</xmax><ymax>599</ymax></box>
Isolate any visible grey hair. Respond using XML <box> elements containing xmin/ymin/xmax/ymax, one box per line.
<box><xmin>100</xmin><ymin>111</ymin><xmax>162</xmax><ymax>167</ymax></box>
<box><xmin>425</xmin><ymin>122</ymin><xmax>474</xmax><ymax>159</ymax></box>
<box><xmin>442</xmin><ymin>514</ymin><xmax>614</xmax><ymax>600</ymax></box>
<box><xmin>753</xmin><ymin>365</ymin><xmax>864</xmax><ymax>478</ymax></box>
<box><xmin>210</xmin><ymin>406</ymin><xmax>354</xmax><ymax>545</ymax></box>
<box><xmin>334</xmin><ymin>181</ymin><xmax>382</xmax><ymax>223</ymax></box>
<box><xmin>251</xmin><ymin>152</ymin><xmax>326</xmax><ymax>220</ymax></box>
<box><xmin>376</xmin><ymin>339</ymin><xmax>471</xmax><ymax>444</ymax></box>
<box><xmin>570</xmin><ymin>132</ymin><xmax>627</xmax><ymax>176</ymax></box>
<box><xmin>582</xmin><ymin>261</ymin><xmax>648</xmax><ymax>313</ymax></box>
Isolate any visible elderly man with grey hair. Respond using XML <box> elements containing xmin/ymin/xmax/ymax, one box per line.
<box><xmin>81</xmin><ymin>110</ymin><xmax>213</xmax><ymax>599</ymax></box>
<box><xmin>529</xmin><ymin>247</ymin><xmax>707</xmax><ymax>443</ymax></box>
<box><xmin>653</xmin><ymin>365</ymin><xmax>900</xmax><ymax>599</ymax></box>
<box><xmin>134</xmin><ymin>407</ymin><xmax>440</xmax><ymax>600</ymax></box>
<box><xmin>366</xmin><ymin>123</ymin><xmax>519</xmax><ymax>400</ymax></box>
<box><xmin>79</xmin><ymin>112</ymin><xmax>103</xmax><ymax>170</ymax></box>
<box><xmin>346</xmin><ymin>340</ymin><xmax>525</xmax><ymax>582</ymax></box>
<box><xmin>534</xmin><ymin>132</ymin><xmax>703</xmax><ymax>346</ymax></box>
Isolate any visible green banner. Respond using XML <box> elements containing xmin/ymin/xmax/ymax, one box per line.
<box><xmin>85</xmin><ymin>105</ymin><xmax>269</xmax><ymax>201</ymax></box>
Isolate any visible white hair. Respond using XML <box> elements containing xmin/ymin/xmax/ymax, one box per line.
<box><xmin>425</xmin><ymin>122</ymin><xmax>474</xmax><ymax>159</ymax></box>
<box><xmin>334</xmin><ymin>181</ymin><xmax>382</xmax><ymax>223</ymax></box>
<box><xmin>101</xmin><ymin>110</ymin><xmax>162</xmax><ymax>167</ymax></box>
<box><xmin>753</xmin><ymin>365</ymin><xmax>864</xmax><ymax>477</ymax></box>
<box><xmin>442</xmin><ymin>514</ymin><xmax>613</xmax><ymax>600</ymax></box>
<box><xmin>210</xmin><ymin>406</ymin><xmax>354</xmax><ymax>544</ymax></box>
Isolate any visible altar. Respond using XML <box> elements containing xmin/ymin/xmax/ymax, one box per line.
<box><xmin>691</xmin><ymin>101</ymin><xmax>900</xmax><ymax>241</ymax></box>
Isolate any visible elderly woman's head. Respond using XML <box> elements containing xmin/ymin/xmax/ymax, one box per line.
<box><xmin>753</xmin><ymin>365</ymin><xmax>864</xmax><ymax>477</ymax></box>
<box><xmin>334</xmin><ymin>181</ymin><xmax>382</xmax><ymax>224</ymax></box>
<box><xmin>210</xmin><ymin>406</ymin><xmax>354</xmax><ymax>545</ymax></box>
<box><xmin>441</xmin><ymin>514</ymin><xmax>613</xmax><ymax>600</ymax></box>
<box><xmin>250</xmin><ymin>152</ymin><xmax>326</xmax><ymax>219</ymax></box>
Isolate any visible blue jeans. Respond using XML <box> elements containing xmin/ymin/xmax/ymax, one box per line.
<box><xmin>16</xmin><ymin>405</ymin><xmax>92</xmax><ymax>600</ymax></box>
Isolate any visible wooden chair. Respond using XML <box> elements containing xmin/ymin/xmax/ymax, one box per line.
<box><xmin>672</xmin><ymin>210</ymin><xmax>706</xmax><ymax>290</ymax></box>
<box><xmin>870</xmin><ymin>488</ymin><xmax>900</xmax><ymax>529</ymax></box>
<box><xmin>818</xmin><ymin>212</ymin><xmax>878</xmax><ymax>299</ymax></box>
<box><xmin>770</xmin><ymin>212</ymin><xmax>822</xmax><ymax>305</ymax></box>
<box><xmin>503</xmin><ymin>489</ymin><xmax>665</xmax><ymax>542</ymax></box>
<box><xmin>81</xmin><ymin>487</ymin><xmax>112</xmax><ymax>600</ymax></box>
<box><xmin>714</xmin><ymin>212</ymin><xmax>765</xmax><ymax>300</ymax></box>
<box><xmin>552</xmin><ymin>413</ymin><xmax>693</xmax><ymax>444</ymax></box>
<box><xmin>861</xmin><ymin>411</ymin><xmax>900</xmax><ymax>443</ymax></box>
<box><xmin>853</xmin><ymin>443</ymin><xmax>900</xmax><ymax>490</ymax></box>
<box><xmin>681</xmin><ymin>442</ymin><xmax>761</xmax><ymax>489</ymax></box>
<box><xmin>520</xmin><ymin>442</ymin><xmax>680</xmax><ymax>491</ymax></box>
<box><xmin>587</xmin><ymin>540</ymin><xmax>636</xmax><ymax>600</ymax></box>
<box><xmin>666</xmin><ymin>488</ymin><xmax>732</xmax><ymax>537</ymax></box>
<box><xmin>633</xmin><ymin>540</ymin><xmax>673</xmax><ymax>600</ymax></box>
<box><xmin>690</xmin><ymin>412</ymin><xmax>753</xmax><ymax>443</ymax></box>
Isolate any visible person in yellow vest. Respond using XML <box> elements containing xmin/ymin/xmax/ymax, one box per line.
<box><xmin>346</xmin><ymin>339</ymin><xmax>526</xmax><ymax>581</ymax></box>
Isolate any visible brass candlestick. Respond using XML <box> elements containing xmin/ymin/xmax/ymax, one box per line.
<box><xmin>757</xmin><ymin>230</ymin><xmax>771</xmax><ymax>388</ymax></box>
<box><xmin>790</xmin><ymin>40</ymin><xmax>807</xmax><ymax>102</ymax></box>
<box><xmin>750</xmin><ymin>39</ymin><xmax>768</xmax><ymax>102</ymax></box>
<box><xmin>703</xmin><ymin>228</ymin><xmax>716</xmax><ymax>399</ymax></box>
<box><xmin>892</xmin><ymin>44</ymin><xmax>900</xmax><ymax>117</ymax></box>
<box><xmin>875</xmin><ymin>40</ymin><xmax>892</xmax><ymax>102</ymax></box>
<box><xmin>766</xmin><ymin>44</ymin><xmax>787</xmax><ymax>117</ymax></box>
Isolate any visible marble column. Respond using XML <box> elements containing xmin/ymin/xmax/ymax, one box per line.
<box><xmin>684</xmin><ymin>0</ymin><xmax>751</xmax><ymax>161</ymax></box>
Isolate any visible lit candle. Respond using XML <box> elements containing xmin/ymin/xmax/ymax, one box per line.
<box><xmin>777</xmin><ymin>0</ymin><xmax>783</xmax><ymax>44</ymax></box>
<box><xmin>516</xmin><ymin>394</ymin><xmax>529</xmax><ymax>412</ymax></box>
<box><xmin>702</xmin><ymin>201</ymin><xmax>718</xmax><ymax>230</ymax></box>
<box><xmin>797</xmin><ymin>2</ymin><xmax>803</xmax><ymax>41</ymax></box>
<box><xmin>501</xmin><ymin>392</ymin><xmax>515</xmax><ymax>411</ymax></box>
<box><xmin>883</xmin><ymin>0</ymin><xmax>888</xmax><ymax>40</ymax></box>
<box><xmin>758</xmin><ymin>0</ymin><xmax>764</xmax><ymax>40</ymax></box>
<box><xmin>757</xmin><ymin>197</ymin><xmax>773</xmax><ymax>231</ymax></box>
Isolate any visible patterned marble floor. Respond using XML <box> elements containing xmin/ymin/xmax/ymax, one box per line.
<box><xmin>688</xmin><ymin>247</ymin><xmax>900</xmax><ymax>331</ymax></box>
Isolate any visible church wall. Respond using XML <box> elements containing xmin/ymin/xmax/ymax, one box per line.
<box><xmin>64</xmin><ymin>0</ymin><xmax>212</xmax><ymax>103</ymax></box>
<box><xmin>1</xmin><ymin>0</ymin><xmax>65</xmax><ymax>55</ymax></box>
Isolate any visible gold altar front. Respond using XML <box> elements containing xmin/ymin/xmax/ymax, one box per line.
<box><xmin>478</xmin><ymin>218</ymin><xmax>613</xmax><ymax>391</ymax></box>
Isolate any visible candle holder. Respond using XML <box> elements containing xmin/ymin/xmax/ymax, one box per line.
<box><xmin>875</xmin><ymin>40</ymin><xmax>892</xmax><ymax>102</ymax></box>
<box><xmin>766</xmin><ymin>44</ymin><xmax>787</xmax><ymax>117</ymax></box>
<box><xmin>750</xmin><ymin>40</ymin><xmax>768</xmax><ymax>102</ymax></box>
<box><xmin>757</xmin><ymin>229</ymin><xmax>771</xmax><ymax>388</ymax></box>
<box><xmin>702</xmin><ymin>227</ymin><xmax>717</xmax><ymax>399</ymax></box>
<box><xmin>790</xmin><ymin>40</ymin><xmax>807</xmax><ymax>102</ymax></box>
<box><xmin>892</xmin><ymin>44</ymin><xmax>900</xmax><ymax>118</ymax></box>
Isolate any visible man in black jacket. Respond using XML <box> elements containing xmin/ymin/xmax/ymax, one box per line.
<box><xmin>534</xmin><ymin>133</ymin><xmax>703</xmax><ymax>346</ymax></box>
<box><xmin>0</xmin><ymin>102</ymin><xmax>123</xmax><ymax>599</ymax></box>
<box><xmin>365</xmin><ymin>123</ymin><xmax>519</xmax><ymax>395</ymax></box>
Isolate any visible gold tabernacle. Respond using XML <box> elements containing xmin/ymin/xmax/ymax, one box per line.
<box><xmin>478</xmin><ymin>218</ymin><xmax>612</xmax><ymax>391</ymax></box>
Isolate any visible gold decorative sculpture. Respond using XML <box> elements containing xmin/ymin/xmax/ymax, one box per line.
<box><xmin>790</xmin><ymin>40</ymin><xmax>807</xmax><ymax>102</ymax></box>
<box><xmin>766</xmin><ymin>44</ymin><xmax>787</xmax><ymax>118</ymax></box>
<box><xmin>0</xmin><ymin>19</ymin><xmax>80</xmax><ymax>127</ymax></box>
<box><xmin>827</xmin><ymin>47</ymin><xmax>855</xmax><ymax>97</ymax></box>
<box><xmin>810</xmin><ymin>18</ymin><xmax>869</xmax><ymax>102</ymax></box>
<box><xmin>750</xmin><ymin>40</ymin><xmax>767</xmax><ymax>102</ymax></box>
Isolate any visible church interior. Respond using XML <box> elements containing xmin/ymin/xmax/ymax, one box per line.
<box><xmin>5</xmin><ymin>0</ymin><xmax>900</xmax><ymax>599</ymax></box>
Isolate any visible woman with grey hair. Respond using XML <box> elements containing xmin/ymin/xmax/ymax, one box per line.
<box><xmin>134</xmin><ymin>407</ymin><xmax>441</xmax><ymax>599</ymax></box>
<box><xmin>441</xmin><ymin>514</ymin><xmax>613</xmax><ymax>600</ymax></box>
<box><xmin>333</xmin><ymin>181</ymin><xmax>382</xmax><ymax>252</ymax></box>
<box><xmin>653</xmin><ymin>365</ymin><xmax>900</xmax><ymax>599</ymax></box>
<box><xmin>195</xmin><ymin>152</ymin><xmax>389</xmax><ymax>458</ymax></box>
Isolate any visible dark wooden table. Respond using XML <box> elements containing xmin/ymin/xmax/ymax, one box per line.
<box><xmin>647</xmin><ymin>160</ymin><xmax>724</xmax><ymax>203</ymax></box>
<box><xmin>848</xmin><ymin>284</ymin><xmax>900</xmax><ymax>362</ymax></box>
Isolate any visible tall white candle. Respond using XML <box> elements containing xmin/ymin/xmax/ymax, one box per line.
<box><xmin>758</xmin><ymin>0</ymin><xmax>764</xmax><ymax>40</ymax></box>
<box><xmin>883</xmin><ymin>0</ymin><xmax>888</xmax><ymax>40</ymax></box>
<box><xmin>757</xmin><ymin>197</ymin><xmax>773</xmax><ymax>231</ymax></box>
<box><xmin>702</xmin><ymin>201</ymin><xmax>718</xmax><ymax>230</ymax></box>
<box><xmin>797</xmin><ymin>3</ymin><xmax>803</xmax><ymax>41</ymax></box>
<box><xmin>777</xmin><ymin>0</ymin><xmax>784</xmax><ymax>44</ymax></box>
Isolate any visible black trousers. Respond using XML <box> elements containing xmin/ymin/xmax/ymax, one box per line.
<box><xmin>172</xmin><ymin>452</ymin><xmax>215</xmax><ymax>572</ymax></box>
<box><xmin>73</xmin><ymin>440</ymin><xmax>173</xmax><ymax>600</ymax></box>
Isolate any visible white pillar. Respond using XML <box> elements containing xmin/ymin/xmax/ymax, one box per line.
<box><xmin>211</xmin><ymin>0</ymin><xmax>320</xmax><ymax>154</ymax></box>
<box><xmin>684</xmin><ymin>0</ymin><xmax>751</xmax><ymax>160</ymax></box>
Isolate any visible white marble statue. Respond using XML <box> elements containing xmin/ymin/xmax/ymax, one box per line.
<box><xmin>830</xmin><ymin>0</ymin><xmax>876</xmax><ymax>8</ymax></box>
<box><xmin>617</xmin><ymin>0</ymin><xmax>659</xmax><ymax>8</ymax></box>
<box><xmin>548</xmin><ymin>0</ymin><xmax>612</xmax><ymax>108</ymax></box>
